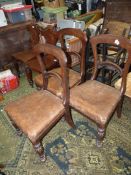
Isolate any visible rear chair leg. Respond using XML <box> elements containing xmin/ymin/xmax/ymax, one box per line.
<box><xmin>117</xmin><ymin>98</ymin><xmax>124</xmax><ymax>118</ymax></box>
<box><xmin>25</xmin><ymin>66</ymin><xmax>34</xmax><ymax>87</ymax></box>
<box><xmin>64</xmin><ymin>107</ymin><xmax>75</xmax><ymax>128</ymax></box>
<box><xmin>14</xmin><ymin>61</ymin><xmax>21</xmax><ymax>78</ymax></box>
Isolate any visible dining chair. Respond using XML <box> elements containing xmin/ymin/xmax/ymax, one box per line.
<box><xmin>70</xmin><ymin>34</ymin><xmax>131</xmax><ymax>147</ymax></box>
<box><xmin>4</xmin><ymin>43</ymin><xmax>75</xmax><ymax>161</ymax></box>
<box><xmin>12</xmin><ymin>23</ymin><xmax>58</xmax><ymax>87</ymax></box>
<box><xmin>34</xmin><ymin>28</ymin><xmax>88</xmax><ymax>97</ymax></box>
<box><xmin>94</xmin><ymin>0</ymin><xmax>131</xmax><ymax>85</ymax></box>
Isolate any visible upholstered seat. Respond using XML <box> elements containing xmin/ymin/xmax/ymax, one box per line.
<box><xmin>5</xmin><ymin>90</ymin><xmax>65</xmax><ymax>143</ymax></box>
<box><xmin>105</xmin><ymin>21</ymin><xmax>131</xmax><ymax>37</ymax></box>
<box><xmin>34</xmin><ymin>68</ymin><xmax>80</xmax><ymax>97</ymax></box>
<box><xmin>70</xmin><ymin>80</ymin><xmax>121</xmax><ymax>125</ymax></box>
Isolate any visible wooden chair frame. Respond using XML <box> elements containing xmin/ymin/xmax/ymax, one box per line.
<box><xmin>5</xmin><ymin>43</ymin><xmax>75</xmax><ymax>161</ymax></box>
<box><xmin>70</xmin><ymin>34</ymin><xmax>131</xmax><ymax>147</ymax></box>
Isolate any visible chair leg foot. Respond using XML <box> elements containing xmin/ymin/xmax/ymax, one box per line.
<box><xmin>33</xmin><ymin>142</ymin><xmax>46</xmax><ymax>162</ymax></box>
<box><xmin>64</xmin><ymin>108</ymin><xmax>75</xmax><ymax>128</ymax></box>
<box><xmin>96</xmin><ymin>139</ymin><xmax>103</xmax><ymax>148</ymax></box>
<box><xmin>96</xmin><ymin>126</ymin><xmax>105</xmax><ymax>147</ymax></box>
<box><xmin>40</xmin><ymin>154</ymin><xmax>46</xmax><ymax>162</ymax></box>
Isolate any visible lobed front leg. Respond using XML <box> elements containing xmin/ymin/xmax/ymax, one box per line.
<box><xmin>96</xmin><ymin>125</ymin><xmax>105</xmax><ymax>148</ymax></box>
<box><xmin>33</xmin><ymin>142</ymin><xmax>46</xmax><ymax>162</ymax></box>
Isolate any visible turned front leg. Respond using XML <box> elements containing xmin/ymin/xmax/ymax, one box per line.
<box><xmin>33</xmin><ymin>142</ymin><xmax>46</xmax><ymax>162</ymax></box>
<box><xmin>96</xmin><ymin>125</ymin><xmax>105</xmax><ymax>148</ymax></box>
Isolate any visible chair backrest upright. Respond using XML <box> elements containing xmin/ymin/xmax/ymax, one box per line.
<box><xmin>27</xmin><ymin>24</ymin><xmax>40</xmax><ymax>48</ymax></box>
<box><xmin>90</xmin><ymin>34</ymin><xmax>131</xmax><ymax>95</ymax></box>
<box><xmin>33</xmin><ymin>43</ymin><xmax>69</xmax><ymax>105</ymax></box>
<box><xmin>28</xmin><ymin>24</ymin><xmax>58</xmax><ymax>49</ymax></box>
<box><xmin>39</xmin><ymin>26</ymin><xmax>58</xmax><ymax>45</ymax></box>
<box><xmin>57</xmin><ymin>28</ymin><xmax>88</xmax><ymax>83</ymax></box>
<box><xmin>96</xmin><ymin>0</ymin><xmax>131</xmax><ymax>37</ymax></box>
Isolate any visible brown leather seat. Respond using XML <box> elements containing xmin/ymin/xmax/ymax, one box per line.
<box><xmin>5</xmin><ymin>90</ymin><xmax>65</xmax><ymax>143</ymax></box>
<box><xmin>70</xmin><ymin>80</ymin><xmax>121</xmax><ymax>125</ymax></box>
<box><xmin>70</xmin><ymin>34</ymin><xmax>131</xmax><ymax>147</ymax></box>
<box><xmin>34</xmin><ymin>28</ymin><xmax>88</xmax><ymax>95</ymax></box>
<box><xmin>5</xmin><ymin>43</ymin><xmax>75</xmax><ymax>162</ymax></box>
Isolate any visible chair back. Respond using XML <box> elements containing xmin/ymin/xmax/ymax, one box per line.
<box><xmin>28</xmin><ymin>24</ymin><xmax>40</xmax><ymax>48</ymax></box>
<box><xmin>104</xmin><ymin>0</ymin><xmax>131</xmax><ymax>24</ymax></box>
<box><xmin>90</xmin><ymin>34</ymin><xmax>131</xmax><ymax>95</ymax></box>
<box><xmin>39</xmin><ymin>26</ymin><xmax>58</xmax><ymax>45</ymax></box>
<box><xmin>33</xmin><ymin>43</ymin><xmax>69</xmax><ymax>106</ymax></box>
<box><xmin>28</xmin><ymin>24</ymin><xmax>58</xmax><ymax>49</ymax></box>
<box><xmin>102</xmin><ymin>0</ymin><xmax>131</xmax><ymax>37</ymax></box>
<box><xmin>57</xmin><ymin>28</ymin><xmax>88</xmax><ymax>82</ymax></box>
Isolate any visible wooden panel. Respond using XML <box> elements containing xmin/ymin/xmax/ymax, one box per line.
<box><xmin>104</xmin><ymin>0</ymin><xmax>131</xmax><ymax>24</ymax></box>
<box><xmin>0</xmin><ymin>21</ymin><xmax>33</xmax><ymax>69</ymax></box>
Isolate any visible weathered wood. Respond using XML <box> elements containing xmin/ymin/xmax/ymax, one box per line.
<box><xmin>0</xmin><ymin>21</ymin><xmax>34</xmax><ymax>69</ymax></box>
<box><xmin>105</xmin><ymin>0</ymin><xmax>131</xmax><ymax>24</ymax></box>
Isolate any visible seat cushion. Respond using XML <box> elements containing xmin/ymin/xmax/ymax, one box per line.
<box><xmin>106</xmin><ymin>21</ymin><xmax>130</xmax><ymax>37</ymax></box>
<box><xmin>114</xmin><ymin>72</ymin><xmax>131</xmax><ymax>98</ymax></box>
<box><xmin>5</xmin><ymin>90</ymin><xmax>65</xmax><ymax>143</ymax></box>
<box><xmin>34</xmin><ymin>68</ymin><xmax>81</xmax><ymax>97</ymax></box>
<box><xmin>12</xmin><ymin>50</ymin><xmax>35</xmax><ymax>63</ymax></box>
<box><xmin>70</xmin><ymin>80</ymin><xmax>121</xmax><ymax>125</ymax></box>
